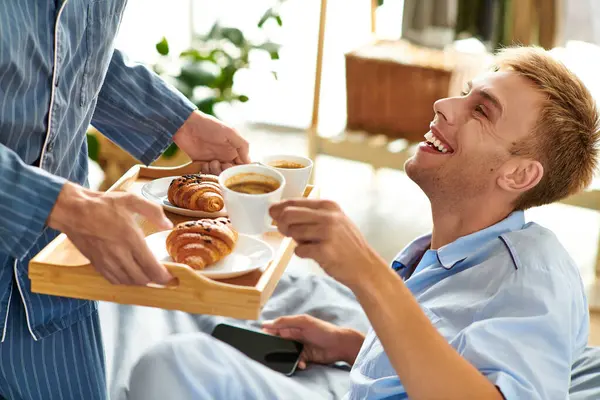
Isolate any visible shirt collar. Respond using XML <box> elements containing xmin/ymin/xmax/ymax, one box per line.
<box><xmin>392</xmin><ymin>233</ymin><xmax>431</xmax><ymax>272</ymax></box>
<box><xmin>392</xmin><ymin>211</ymin><xmax>525</xmax><ymax>270</ymax></box>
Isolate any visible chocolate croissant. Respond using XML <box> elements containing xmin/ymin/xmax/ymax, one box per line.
<box><xmin>167</xmin><ymin>174</ymin><xmax>224</xmax><ymax>212</ymax></box>
<box><xmin>166</xmin><ymin>217</ymin><xmax>238</xmax><ymax>270</ymax></box>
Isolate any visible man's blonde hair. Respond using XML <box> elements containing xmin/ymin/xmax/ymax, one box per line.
<box><xmin>493</xmin><ymin>46</ymin><xmax>600</xmax><ymax>210</ymax></box>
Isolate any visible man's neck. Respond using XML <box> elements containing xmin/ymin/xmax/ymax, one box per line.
<box><xmin>429</xmin><ymin>198</ymin><xmax>513</xmax><ymax>250</ymax></box>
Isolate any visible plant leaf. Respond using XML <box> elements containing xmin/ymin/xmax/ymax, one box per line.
<box><xmin>238</xmin><ymin>94</ymin><xmax>249</xmax><ymax>102</ymax></box>
<box><xmin>256</xmin><ymin>41</ymin><xmax>281</xmax><ymax>60</ymax></box>
<box><xmin>86</xmin><ymin>133</ymin><xmax>100</xmax><ymax>162</ymax></box>
<box><xmin>206</xmin><ymin>22</ymin><xmax>221</xmax><ymax>40</ymax></box>
<box><xmin>155</xmin><ymin>37</ymin><xmax>169</xmax><ymax>56</ymax></box>
<box><xmin>258</xmin><ymin>9</ymin><xmax>272</xmax><ymax>28</ymax></box>
<box><xmin>179</xmin><ymin>49</ymin><xmax>206</xmax><ymax>61</ymax></box>
<box><xmin>213</xmin><ymin>64</ymin><xmax>237</xmax><ymax>92</ymax></box>
<box><xmin>377</xmin><ymin>0</ymin><xmax>384</xmax><ymax>6</ymax></box>
<box><xmin>195</xmin><ymin>96</ymin><xmax>219</xmax><ymax>116</ymax></box>
<box><xmin>178</xmin><ymin>61</ymin><xmax>221</xmax><ymax>88</ymax></box>
<box><xmin>210</xmin><ymin>48</ymin><xmax>234</xmax><ymax>64</ymax></box>
<box><xmin>275</xmin><ymin>15</ymin><xmax>283</xmax><ymax>26</ymax></box>
<box><xmin>221</xmin><ymin>27</ymin><xmax>245</xmax><ymax>47</ymax></box>
<box><xmin>162</xmin><ymin>143</ymin><xmax>179</xmax><ymax>159</ymax></box>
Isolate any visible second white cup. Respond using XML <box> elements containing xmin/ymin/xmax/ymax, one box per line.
<box><xmin>261</xmin><ymin>155</ymin><xmax>313</xmax><ymax>200</ymax></box>
<box><xmin>218</xmin><ymin>164</ymin><xmax>286</xmax><ymax>236</ymax></box>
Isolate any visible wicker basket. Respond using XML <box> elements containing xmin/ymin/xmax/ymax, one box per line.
<box><xmin>345</xmin><ymin>40</ymin><xmax>456</xmax><ymax>143</ymax></box>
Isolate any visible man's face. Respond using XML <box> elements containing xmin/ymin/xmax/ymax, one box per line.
<box><xmin>405</xmin><ymin>70</ymin><xmax>544</xmax><ymax>203</ymax></box>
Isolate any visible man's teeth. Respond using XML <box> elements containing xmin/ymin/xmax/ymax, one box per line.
<box><xmin>424</xmin><ymin>131</ymin><xmax>449</xmax><ymax>153</ymax></box>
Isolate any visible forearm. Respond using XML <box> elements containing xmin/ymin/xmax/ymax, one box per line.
<box><xmin>338</xmin><ymin>327</ymin><xmax>365</xmax><ymax>365</ymax></box>
<box><xmin>92</xmin><ymin>49</ymin><xmax>196</xmax><ymax>165</ymax></box>
<box><xmin>0</xmin><ymin>145</ymin><xmax>65</xmax><ymax>258</ymax></box>
<box><xmin>350</xmin><ymin>263</ymin><xmax>502</xmax><ymax>400</ymax></box>
<box><xmin>46</xmin><ymin>182</ymin><xmax>95</xmax><ymax>234</ymax></box>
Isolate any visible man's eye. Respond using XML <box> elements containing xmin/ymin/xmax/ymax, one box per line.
<box><xmin>475</xmin><ymin>105</ymin><xmax>487</xmax><ymax>118</ymax></box>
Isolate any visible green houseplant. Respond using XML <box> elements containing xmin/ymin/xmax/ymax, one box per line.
<box><xmin>87</xmin><ymin>2</ymin><xmax>284</xmax><ymax>168</ymax></box>
<box><xmin>153</xmin><ymin>4</ymin><xmax>284</xmax><ymax>159</ymax></box>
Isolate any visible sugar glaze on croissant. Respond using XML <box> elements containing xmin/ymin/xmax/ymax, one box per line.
<box><xmin>166</xmin><ymin>217</ymin><xmax>238</xmax><ymax>269</ymax></box>
<box><xmin>167</xmin><ymin>174</ymin><xmax>224</xmax><ymax>212</ymax></box>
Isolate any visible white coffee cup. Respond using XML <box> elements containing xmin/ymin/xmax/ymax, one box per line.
<box><xmin>261</xmin><ymin>155</ymin><xmax>313</xmax><ymax>200</ymax></box>
<box><xmin>218</xmin><ymin>164</ymin><xmax>286</xmax><ymax>236</ymax></box>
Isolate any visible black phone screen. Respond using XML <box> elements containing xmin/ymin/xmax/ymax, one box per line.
<box><xmin>211</xmin><ymin>323</ymin><xmax>304</xmax><ymax>376</ymax></box>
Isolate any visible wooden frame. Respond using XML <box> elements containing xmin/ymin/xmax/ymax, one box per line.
<box><xmin>308</xmin><ymin>0</ymin><xmax>412</xmax><ymax>178</ymax></box>
<box><xmin>29</xmin><ymin>162</ymin><xmax>319</xmax><ymax>319</ymax></box>
<box><xmin>308</xmin><ymin>0</ymin><xmax>460</xmax><ymax>182</ymax></box>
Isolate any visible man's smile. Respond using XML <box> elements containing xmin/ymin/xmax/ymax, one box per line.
<box><xmin>420</xmin><ymin>125</ymin><xmax>455</xmax><ymax>155</ymax></box>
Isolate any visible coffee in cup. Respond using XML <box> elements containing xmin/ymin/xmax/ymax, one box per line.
<box><xmin>225</xmin><ymin>173</ymin><xmax>281</xmax><ymax>195</ymax></box>
<box><xmin>262</xmin><ymin>155</ymin><xmax>313</xmax><ymax>200</ymax></box>
<box><xmin>267</xmin><ymin>160</ymin><xmax>306</xmax><ymax>169</ymax></box>
<box><xmin>218</xmin><ymin>165</ymin><xmax>285</xmax><ymax>235</ymax></box>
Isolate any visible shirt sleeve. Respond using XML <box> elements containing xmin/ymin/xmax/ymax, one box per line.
<box><xmin>449</xmin><ymin>266</ymin><xmax>587</xmax><ymax>400</ymax></box>
<box><xmin>0</xmin><ymin>144</ymin><xmax>65</xmax><ymax>259</ymax></box>
<box><xmin>91</xmin><ymin>49</ymin><xmax>197</xmax><ymax>165</ymax></box>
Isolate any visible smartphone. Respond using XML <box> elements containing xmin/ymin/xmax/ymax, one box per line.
<box><xmin>211</xmin><ymin>323</ymin><xmax>304</xmax><ymax>376</ymax></box>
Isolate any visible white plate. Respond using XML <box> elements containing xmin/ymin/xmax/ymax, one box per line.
<box><xmin>145</xmin><ymin>230</ymin><xmax>274</xmax><ymax>280</ymax></box>
<box><xmin>141</xmin><ymin>176</ymin><xmax>228</xmax><ymax>218</ymax></box>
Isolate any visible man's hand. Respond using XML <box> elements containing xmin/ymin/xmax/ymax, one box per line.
<box><xmin>269</xmin><ymin>199</ymin><xmax>387</xmax><ymax>289</ymax></box>
<box><xmin>262</xmin><ymin>314</ymin><xmax>364</xmax><ymax>369</ymax></box>
<box><xmin>47</xmin><ymin>182</ymin><xmax>174</xmax><ymax>285</ymax></box>
<box><xmin>272</xmin><ymin>200</ymin><xmax>505</xmax><ymax>400</ymax></box>
<box><xmin>173</xmin><ymin>111</ymin><xmax>251</xmax><ymax>175</ymax></box>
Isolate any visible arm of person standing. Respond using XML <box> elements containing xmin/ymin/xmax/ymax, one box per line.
<box><xmin>90</xmin><ymin>50</ymin><xmax>250</xmax><ymax>173</ymax></box>
<box><xmin>0</xmin><ymin>144</ymin><xmax>65</xmax><ymax>259</ymax></box>
<box><xmin>0</xmin><ymin>142</ymin><xmax>175</xmax><ymax>285</ymax></box>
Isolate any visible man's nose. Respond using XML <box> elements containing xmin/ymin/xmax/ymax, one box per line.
<box><xmin>433</xmin><ymin>96</ymin><xmax>466</xmax><ymax>127</ymax></box>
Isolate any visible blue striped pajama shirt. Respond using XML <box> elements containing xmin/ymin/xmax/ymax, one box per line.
<box><xmin>0</xmin><ymin>0</ymin><xmax>196</xmax><ymax>398</ymax></box>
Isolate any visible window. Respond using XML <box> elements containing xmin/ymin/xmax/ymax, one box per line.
<box><xmin>114</xmin><ymin>0</ymin><xmax>404</xmax><ymax>133</ymax></box>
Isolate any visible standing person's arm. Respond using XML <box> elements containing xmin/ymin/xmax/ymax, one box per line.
<box><xmin>46</xmin><ymin>180</ymin><xmax>174</xmax><ymax>286</ymax></box>
<box><xmin>0</xmin><ymin>144</ymin><xmax>65</xmax><ymax>258</ymax></box>
<box><xmin>91</xmin><ymin>50</ymin><xmax>250</xmax><ymax>172</ymax></box>
<box><xmin>0</xmin><ymin>139</ymin><xmax>175</xmax><ymax>286</ymax></box>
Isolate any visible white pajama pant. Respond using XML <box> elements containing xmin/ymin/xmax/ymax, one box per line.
<box><xmin>126</xmin><ymin>332</ymin><xmax>338</xmax><ymax>400</ymax></box>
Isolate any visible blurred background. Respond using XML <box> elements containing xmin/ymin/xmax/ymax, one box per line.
<box><xmin>89</xmin><ymin>0</ymin><xmax>600</xmax><ymax>321</ymax></box>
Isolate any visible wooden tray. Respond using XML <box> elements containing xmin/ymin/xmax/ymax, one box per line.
<box><xmin>29</xmin><ymin>162</ymin><xmax>318</xmax><ymax>320</ymax></box>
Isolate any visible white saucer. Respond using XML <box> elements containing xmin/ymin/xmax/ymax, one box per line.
<box><xmin>141</xmin><ymin>176</ymin><xmax>228</xmax><ymax>218</ymax></box>
<box><xmin>145</xmin><ymin>230</ymin><xmax>274</xmax><ymax>280</ymax></box>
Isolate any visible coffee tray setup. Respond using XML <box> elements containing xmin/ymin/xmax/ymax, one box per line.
<box><xmin>29</xmin><ymin>162</ymin><xmax>319</xmax><ymax>320</ymax></box>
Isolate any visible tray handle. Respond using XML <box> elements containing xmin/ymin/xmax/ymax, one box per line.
<box><xmin>155</xmin><ymin>261</ymin><xmax>258</xmax><ymax>293</ymax></box>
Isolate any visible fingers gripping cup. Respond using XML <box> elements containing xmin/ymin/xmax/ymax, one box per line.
<box><xmin>218</xmin><ymin>165</ymin><xmax>286</xmax><ymax>235</ymax></box>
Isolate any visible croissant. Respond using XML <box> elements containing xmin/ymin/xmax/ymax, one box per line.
<box><xmin>167</xmin><ymin>174</ymin><xmax>224</xmax><ymax>212</ymax></box>
<box><xmin>166</xmin><ymin>217</ymin><xmax>238</xmax><ymax>270</ymax></box>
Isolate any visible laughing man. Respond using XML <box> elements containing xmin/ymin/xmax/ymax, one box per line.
<box><xmin>126</xmin><ymin>46</ymin><xmax>599</xmax><ymax>400</ymax></box>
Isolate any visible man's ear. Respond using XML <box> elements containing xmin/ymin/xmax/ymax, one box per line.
<box><xmin>497</xmin><ymin>159</ymin><xmax>544</xmax><ymax>194</ymax></box>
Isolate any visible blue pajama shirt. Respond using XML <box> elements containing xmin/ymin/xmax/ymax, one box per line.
<box><xmin>0</xmin><ymin>1</ymin><xmax>196</xmax><ymax>398</ymax></box>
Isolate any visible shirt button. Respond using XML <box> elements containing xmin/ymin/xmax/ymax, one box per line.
<box><xmin>392</xmin><ymin>261</ymin><xmax>404</xmax><ymax>271</ymax></box>
<box><xmin>43</xmin><ymin>152</ymin><xmax>54</xmax><ymax>170</ymax></box>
